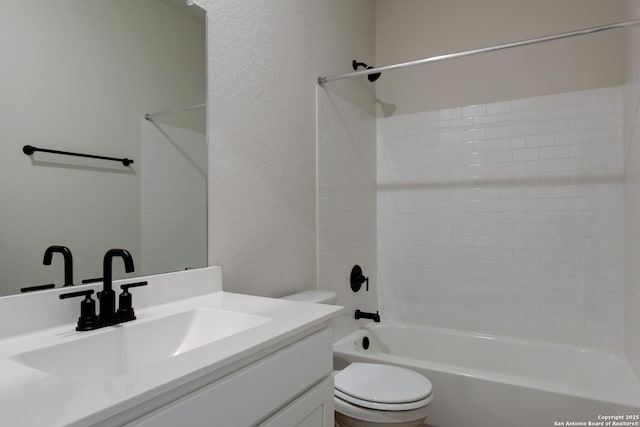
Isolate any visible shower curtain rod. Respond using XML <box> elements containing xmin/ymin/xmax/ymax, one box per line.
<box><xmin>144</xmin><ymin>103</ymin><xmax>206</xmax><ymax>120</ymax></box>
<box><xmin>318</xmin><ymin>18</ymin><xmax>640</xmax><ymax>85</ymax></box>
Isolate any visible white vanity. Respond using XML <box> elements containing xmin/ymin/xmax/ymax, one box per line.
<box><xmin>0</xmin><ymin>267</ymin><xmax>341</xmax><ymax>426</ymax></box>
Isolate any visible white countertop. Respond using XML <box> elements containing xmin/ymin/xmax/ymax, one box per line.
<box><xmin>0</xmin><ymin>267</ymin><xmax>342</xmax><ymax>426</ymax></box>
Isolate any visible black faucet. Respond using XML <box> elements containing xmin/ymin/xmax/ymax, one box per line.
<box><xmin>99</xmin><ymin>249</ymin><xmax>135</xmax><ymax>325</ymax></box>
<box><xmin>59</xmin><ymin>249</ymin><xmax>148</xmax><ymax>331</ymax></box>
<box><xmin>43</xmin><ymin>245</ymin><xmax>74</xmax><ymax>286</ymax></box>
<box><xmin>355</xmin><ymin>309</ymin><xmax>381</xmax><ymax>323</ymax></box>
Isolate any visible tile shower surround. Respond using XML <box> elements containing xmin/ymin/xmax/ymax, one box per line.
<box><xmin>625</xmin><ymin>82</ymin><xmax>640</xmax><ymax>376</ymax></box>
<box><xmin>377</xmin><ymin>86</ymin><xmax>624</xmax><ymax>351</ymax></box>
<box><xmin>317</xmin><ymin>89</ymin><xmax>377</xmax><ymax>317</ymax></box>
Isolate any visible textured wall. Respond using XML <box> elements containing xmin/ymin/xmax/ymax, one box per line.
<box><xmin>375</xmin><ymin>0</ymin><xmax>627</xmax><ymax>115</ymax></box>
<box><xmin>624</xmin><ymin>0</ymin><xmax>640</xmax><ymax>377</ymax></box>
<box><xmin>196</xmin><ymin>0</ymin><xmax>375</xmax><ymax>296</ymax></box>
<box><xmin>378</xmin><ymin>87</ymin><xmax>624</xmax><ymax>350</ymax></box>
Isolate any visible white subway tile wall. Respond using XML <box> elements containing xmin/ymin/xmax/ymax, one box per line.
<box><xmin>624</xmin><ymin>81</ymin><xmax>640</xmax><ymax>375</ymax></box>
<box><xmin>378</xmin><ymin>87</ymin><xmax>624</xmax><ymax>351</ymax></box>
<box><xmin>317</xmin><ymin>90</ymin><xmax>377</xmax><ymax>317</ymax></box>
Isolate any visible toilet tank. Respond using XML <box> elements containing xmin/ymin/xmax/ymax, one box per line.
<box><xmin>281</xmin><ymin>290</ymin><xmax>337</xmax><ymax>305</ymax></box>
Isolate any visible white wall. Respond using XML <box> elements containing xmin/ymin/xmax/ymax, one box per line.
<box><xmin>190</xmin><ymin>1</ymin><xmax>636</xmax><ymax>357</ymax></box>
<box><xmin>624</xmin><ymin>0</ymin><xmax>640</xmax><ymax>377</ymax></box>
<box><xmin>375</xmin><ymin>0</ymin><xmax>627</xmax><ymax>115</ymax></box>
<box><xmin>197</xmin><ymin>0</ymin><xmax>376</xmax><ymax>297</ymax></box>
<box><xmin>378</xmin><ymin>87</ymin><xmax>624</xmax><ymax>350</ymax></box>
<box><xmin>0</xmin><ymin>0</ymin><xmax>205</xmax><ymax>294</ymax></box>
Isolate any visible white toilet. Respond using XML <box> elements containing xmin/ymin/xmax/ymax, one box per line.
<box><xmin>333</xmin><ymin>362</ymin><xmax>432</xmax><ymax>427</ymax></box>
<box><xmin>282</xmin><ymin>291</ymin><xmax>433</xmax><ymax>427</ymax></box>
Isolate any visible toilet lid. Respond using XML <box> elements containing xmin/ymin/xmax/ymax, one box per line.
<box><xmin>334</xmin><ymin>363</ymin><xmax>432</xmax><ymax>405</ymax></box>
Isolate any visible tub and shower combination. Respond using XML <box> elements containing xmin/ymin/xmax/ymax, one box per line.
<box><xmin>334</xmin><ymin>323</ymin><xmax>640</xmax><ymax>427</ymax></box>
<box><xmin>318</xmin><ymin>16</ymin><xmax>640</xmax><ymax>427</ymax></box>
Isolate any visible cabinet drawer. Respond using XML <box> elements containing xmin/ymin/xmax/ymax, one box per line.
<box><xmin>127</xmin><ymin>329</ymin><xmax>332</xmax><ymax>427</ymax></box>
<box><xmin>259</xmin><ymin>377</ymin><xmax>334</xmax><ymax>427</ymax></box>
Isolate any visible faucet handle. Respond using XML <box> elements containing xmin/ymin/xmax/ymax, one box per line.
<box><xmin>59</xmin><ymin>290</ymin><xmax>100</xmax><ymax>331</ymax></box>
<box><xmin>21</xmin><ymin>283</ymin><xmax>55</xmax><ymax>293</ymax></box>
<box><xmin>117</xmin><ymin>281</ymin><xmax>148</xmax><ymax>323</ymax></box>
<box><xmin>59</xmin><ymin>289</ymin><xmax>94</xmax><ymax>300</ymax></box>
<box><xmin>120</xmin><ymin>281</ymin><xmax>148</xmax><ymax>291</ymax></box>
<box><xmin>350</xmin><ymin>265</ymin><xmax>369</xmax><ymax>292</ymax></box>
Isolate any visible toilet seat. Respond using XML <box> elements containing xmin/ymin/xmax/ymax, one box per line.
<box><xmin>335</xmin><ymin>388</ymin><xmax>433</xmax><ymax>411</ymax></box>
<box><xmin>334</xmin><ymin>363</ymin><xmax>433</xmax><ymax>411</ymax></box>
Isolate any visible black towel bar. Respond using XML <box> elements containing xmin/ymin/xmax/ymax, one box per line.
<box><xmin>23</xmin><ymin>145</ymin><xmax>133</xmax><ymax>167</ymax></box>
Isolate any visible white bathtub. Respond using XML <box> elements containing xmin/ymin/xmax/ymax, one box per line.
<box><xmin>333</xmin><ymin>323</ymin><xmax>640</xmax><ymax>427</ymax></box>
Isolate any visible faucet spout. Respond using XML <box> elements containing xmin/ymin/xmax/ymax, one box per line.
<box><xmin>102</xmin><ymin>249</ymin><xmax>134</xmax><ymax>293</ymax></box>
<box><xmin>43</xmin><ymin>245</ymin><xmax>74</xmax><ymax>286</ymax></box>
<box><xmin>100</xmin><ymin>249</ymin><xmax>135</xmax><ymax>325</ymax></box>
<box><xmin>354</xmin><ymin>309</ymin><xmax>381</xmax><ymax>323</ymax></box>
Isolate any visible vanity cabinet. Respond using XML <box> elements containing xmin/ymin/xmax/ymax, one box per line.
<box><xmin>126</xmin><ymin>328</ymin><xmax>334</xmax><ymax>427</ymax></box>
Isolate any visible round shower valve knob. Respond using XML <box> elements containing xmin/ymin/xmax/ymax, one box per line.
<box><xmin>350</xmin><ymin>265</ymin><xmax>369</xmax><ymax>292</ymax></box>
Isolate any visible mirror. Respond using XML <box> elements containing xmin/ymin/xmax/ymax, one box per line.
<box><xmin>0</xmin><ymin>0</ymin><xmax>207</xmax><ymax>296</ymax></box>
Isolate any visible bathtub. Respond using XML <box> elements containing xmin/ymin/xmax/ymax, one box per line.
<box><xmin>333</xmin><ymin>323</ymin><xmax>640</xmax><ymax>427</ymax></box>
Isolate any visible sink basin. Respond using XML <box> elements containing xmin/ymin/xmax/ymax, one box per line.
<box><xmin>12</xmin><ymin>308</ymin><xmax>270</xmax><ymax>384</ymax></box>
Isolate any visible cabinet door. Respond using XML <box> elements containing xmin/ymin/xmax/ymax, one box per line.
<box><xmin>260</xmin><ymin>377</ymin><xmax>334</xmax><ymax>427</ymax></box>
<box><xmin>126</xmin><ymin>329</ymin><xmax>332</xmax><ymax>427</ymax></box>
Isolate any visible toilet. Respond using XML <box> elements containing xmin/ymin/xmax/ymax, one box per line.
<box><xmin>334</xmin><ymin>363</ymin><xmax>432</xmax><ymax>427</ymax></box>
<box><xmin>282</xmin><ymin>291</ymin><xmax>433</xmax><ymax>427</ymax></box>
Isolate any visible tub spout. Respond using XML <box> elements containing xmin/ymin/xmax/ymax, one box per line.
<box><xmin>355</xmin><ymin>309</ymin><xmax>380</xmax><ymax>322</ymax></box>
